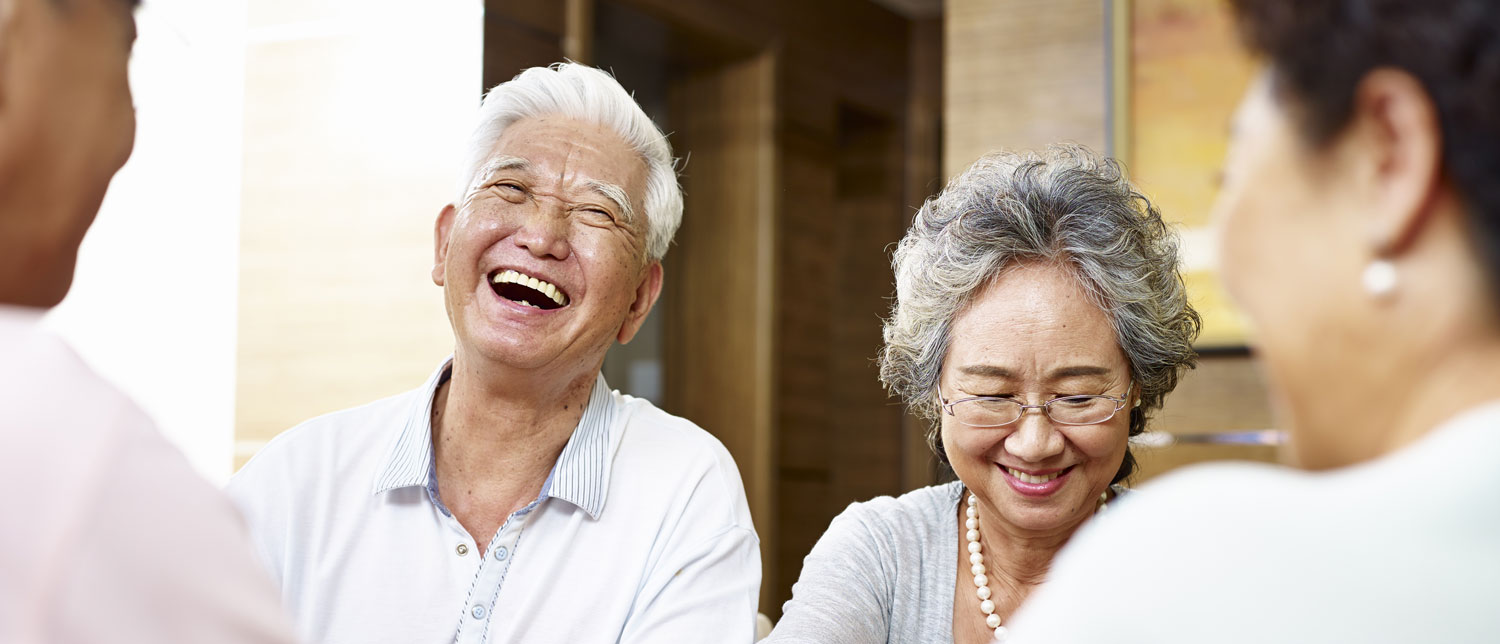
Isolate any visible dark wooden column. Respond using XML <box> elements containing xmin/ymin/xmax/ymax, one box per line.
<box><xmin>482</xmin><ymin>0</ymin><xmax>594</xmax><ymax>92</ymax></box>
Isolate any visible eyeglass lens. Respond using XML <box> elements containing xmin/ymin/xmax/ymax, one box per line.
<box><xmin>952</xmin><ymin>396</ymin><xmax>1119</xmax><ymax>427</ymax></box>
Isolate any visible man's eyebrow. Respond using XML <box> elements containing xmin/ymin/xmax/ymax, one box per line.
<box><xmin>583</xmin><ymin>179</ymin><xmax>636</xmax><ymax>223</ymax></box>
<box><xmin>477</xmin><ymin>156</ymin><xmax>530</xmax><ymax>177</ymax></box>
<box><xmin>467</xmin><ymin>156</ymin><xmax>530</xmax><ymax>194</ymax></box>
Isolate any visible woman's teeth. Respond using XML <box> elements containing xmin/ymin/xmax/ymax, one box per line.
<box><xmin>1005</xmin><ymin>467</ymin><xmax>1063</xmax><ymax>484</ymax></box>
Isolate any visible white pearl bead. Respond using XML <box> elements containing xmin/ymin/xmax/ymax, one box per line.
<box><xmin>968</xmin><ymin>491</ymin><xmax>1011</xmax><ymax>641</ymax></box>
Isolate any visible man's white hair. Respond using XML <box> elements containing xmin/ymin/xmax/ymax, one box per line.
<box><xmin>456</xmin><ymin>63</ymin><xmax>683</xmax><ymax>261</ymax></box>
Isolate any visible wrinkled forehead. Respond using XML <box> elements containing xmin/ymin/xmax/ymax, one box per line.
<box><xmin>483</xmin><ymin>116</ymin><xmax>648</xmax><ymax>198</ymax></box>
<box><xmin>944</xmin><ymin>263</ymin><xmax>1129</xmax><ymax>378</ymax></box>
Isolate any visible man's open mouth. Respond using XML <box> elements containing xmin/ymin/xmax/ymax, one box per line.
<box><xmin>489</xmin><ymin>269</ymin><xmax>569</xmax><ymax>310</ymax></box>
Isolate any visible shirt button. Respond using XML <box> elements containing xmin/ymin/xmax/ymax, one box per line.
<box><xmin>471</xmin><ymin>605</ymin><xmax>487</xmax><ymax>620</ymax></box>
<box><xmin>494</xmin><ymin>546</ymin><xmax>509</xmax><ymax>560</ymax></box>
<box><xmin>455</xmin><ymin>544</ymin><xmax>469</xmax><ymax>556</ymax></box>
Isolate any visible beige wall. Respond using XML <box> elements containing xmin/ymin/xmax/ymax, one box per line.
<box><xmin>235</xmin><ymin>1</ymin><xmax>482</xmax><ymax>466</ymax></box>
<box><xmin>944</xmin><ymin>0</ymin><xmax>1280</xmax><ymax>480</ymax></box>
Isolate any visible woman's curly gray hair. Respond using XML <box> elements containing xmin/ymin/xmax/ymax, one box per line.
<box><xmin>879</xmin><ymin>145</ymin><xmax>1201</xmax><ymax>484</ymax></box>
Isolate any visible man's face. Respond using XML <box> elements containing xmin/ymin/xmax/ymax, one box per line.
<box><xmin>0</xmin><ymin>0</ymin><xmax>137</xmax><ymax>307</ymax></box>
<box><xmin>433</xmin><ymin>115</ymin><xmax>660</xmax><ymax>375</ymax></box>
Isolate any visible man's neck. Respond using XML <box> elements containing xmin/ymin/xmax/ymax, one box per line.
<box><xmin>430</xmin><ymin>354</ymin><xmax>600</xmax><ymax>548</ymax></box>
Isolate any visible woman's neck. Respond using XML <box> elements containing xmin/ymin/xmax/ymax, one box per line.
<box><xmin>1381</xmin><ymin>339</ymin><xmax>1500</xmax><ymax>456</ymax></box>
<box><xmin>961</xmin><ymin>490</ymin><xmax>1097</xmax><ymax>587</ymax></box>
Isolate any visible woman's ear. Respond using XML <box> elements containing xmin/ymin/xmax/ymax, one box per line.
<box><xmin>1347</xmin><ymin>68</ymin><xmax>1444</xmax><ymax>257</ymax></box>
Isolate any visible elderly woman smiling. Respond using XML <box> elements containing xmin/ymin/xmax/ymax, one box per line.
<box><xmin>765</xmin><ymin>145</ymin><xmax>1200</xmax><ymax>644</ymax></box>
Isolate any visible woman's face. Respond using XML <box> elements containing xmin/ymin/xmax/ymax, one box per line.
<box><xmin>1211</xmin><ymin>70</ymin><xmax>1374</xmax><ymax>468</ymax></box>
<box><xmin>938</xmin><ymin>261</ymin><xmax>1133</xmax><ymax>535</ymax></box>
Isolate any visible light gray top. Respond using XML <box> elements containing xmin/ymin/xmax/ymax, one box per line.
<box><xmin>767</xmin><ymin>481</ymin><xmax>1130</xmax><ymax>644</ymax></box>
<box><xmin>765</xmin><ymin>481</ymin><xmax>965</xmax><ymax>644</ymax></box>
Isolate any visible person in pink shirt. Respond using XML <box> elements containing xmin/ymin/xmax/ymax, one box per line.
<box><xmin>0</xmin><ymin>0</ymin><xmax>295</xmax><ymax>642</ymax></box>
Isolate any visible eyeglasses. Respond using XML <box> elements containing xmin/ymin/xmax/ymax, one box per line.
<box><xmin>939</xmin><ymin>381</ymin><xmax>1134</xmax><ymax>428</ymax></box>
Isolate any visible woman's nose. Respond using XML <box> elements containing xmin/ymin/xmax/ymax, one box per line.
<box><xmin>1004</xmin><ymin>409</ymin><xmax>1065</xmax><ymax>462</ymax></box>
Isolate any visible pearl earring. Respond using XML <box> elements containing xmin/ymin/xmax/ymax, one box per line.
<box><xmin>1361</xmin><ymin>259</ymin><xmax>1397</xmax><ymax>298</ymax></box>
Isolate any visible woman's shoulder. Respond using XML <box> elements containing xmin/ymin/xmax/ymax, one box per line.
<box><xmin>825</xmin><ymin>481</ymin><xmax>963</xmax><ymax>548</ymax></box>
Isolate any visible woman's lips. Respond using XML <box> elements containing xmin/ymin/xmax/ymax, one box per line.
<box><xmin>999</xmin><ymin>464</ymin><xmax>1073</xmax><ymax>497</ymax></box>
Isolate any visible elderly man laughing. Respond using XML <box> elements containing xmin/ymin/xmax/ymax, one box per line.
<box><xmin>227</xmin><ymin>63</ymin><xmax>761</xmax><ymax>644</ymax></box>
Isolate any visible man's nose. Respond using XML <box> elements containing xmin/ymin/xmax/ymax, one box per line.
<box><xmin>512</xmin><ymin>198</ymin><xmax>571</xmax><ymax>260</ymax></box>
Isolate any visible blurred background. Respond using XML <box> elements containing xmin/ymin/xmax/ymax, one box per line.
<box><xmin>47</xmin><ymin>0</ymin><xmax>1278</xmax><ymax>619</ymax></box>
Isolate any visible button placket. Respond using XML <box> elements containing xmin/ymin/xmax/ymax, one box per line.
<box><xmin>454</xmin><ymin>516</ymin><xmax>530</xmax><ymax>644</ymax></box>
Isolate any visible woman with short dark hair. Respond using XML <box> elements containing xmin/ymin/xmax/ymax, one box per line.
<box><xmin>1010</xmin><ymin>2</ymin><xmax>1500</xmax><ymax>642</ymax></box>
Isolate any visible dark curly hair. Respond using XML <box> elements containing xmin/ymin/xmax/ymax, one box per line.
<box><xmin>1229</xmin><ymin>0</ymin><xmax>1500</xmax><ymax>295</ymax></box>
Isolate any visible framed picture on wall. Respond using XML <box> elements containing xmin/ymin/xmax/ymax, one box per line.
<box><xmin>1107</xmin><ymin>0</ymin><xmax>1259</xmax><ymax>349</ymax></box>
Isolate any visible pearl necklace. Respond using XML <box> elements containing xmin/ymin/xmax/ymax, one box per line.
<box><xmin>964</xmin><ymin>491</ymin><xmax>1109</xmax><ymax>641</ymax></box>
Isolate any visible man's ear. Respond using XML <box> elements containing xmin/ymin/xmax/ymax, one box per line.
<box><xmin>432</xmin><ymin>204</ymin><xmax>457</xmax><ymax>286</ymax></box>
<box><xmin>1348</xmin><ymin>68</ymin><xmax>1444</xmax><ymax>257</ymax></box>
<box><xmin>616</xmin><ymin>261</ymin><xmax>663</xmax><ymax>344</ymax></box>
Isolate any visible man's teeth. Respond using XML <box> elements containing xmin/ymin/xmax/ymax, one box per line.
<box><xmin>1006</xmin><ymin>468</ymin><xmax>1062</xmax><ymax>484</ymax></box>
<box><xmin>491</xmin><ymin>269</ymin><xmax>568</xmax><ymax>306</ymax></box>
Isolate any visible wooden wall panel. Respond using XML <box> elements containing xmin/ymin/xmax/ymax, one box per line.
<box><xmin>1136</xmin><ymin>354</ymin><xmax>1281</xmax><ymax>481</ymax></box>
<box><xmin>482</xmin><ymin>0</ymin><xmax>595</xmax><ymax>91</ymax></box>
<box><xmin>768</xmin><ymin>79</ymin><xmax>913</xmax><ymax>616</ymax></box>
<box><xmin>829</xmin><ymin>106</ymin><xmax>908</xmax><ymax>508</ymax></box>
<box><xmin>944</xmin><ymin>0</ymin><xmax>1107</xmax><ymax>174</ymax></box>
<box><xmin>663</xmin><ymin>52</ymin><xmax>779</xmax><ymax>612</ymax></box>
<box><xmin>772</xmin><ymin>124</ymin><xmax>838</xmax><ymax>618</ymax></box>
<box><xmin>902</xmin><ymin>16</ymin><xmax>945</xmax><ymax>490</ymax></box>
<box><xmin>600</xmin><ymin>0</ymin><xmax>920</xmax><ymax>618</ymax></box>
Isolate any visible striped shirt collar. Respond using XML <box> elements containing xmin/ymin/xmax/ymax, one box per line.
<box><xmin>371</xmin><ymin>357</ymin><xmax>618</xmax><ymax>519</ymax></box>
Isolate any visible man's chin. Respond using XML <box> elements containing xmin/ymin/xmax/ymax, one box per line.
<box><xmin>456</xmin><ymin>335</ymin><xmax>563</xmax><ymax>372</ymax></box>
